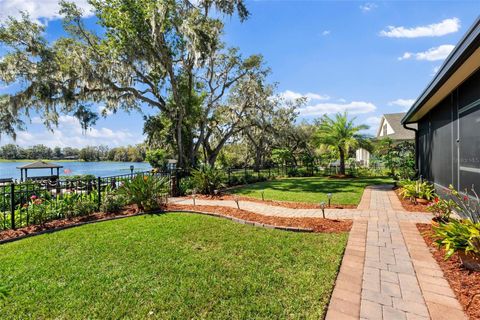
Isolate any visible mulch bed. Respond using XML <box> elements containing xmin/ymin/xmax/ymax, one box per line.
<box><xmin>167</xmin><ymin>203</ymin><xmax>352</xmax><ymax>233</ymax></box>
<box><xmin>417</xmin><ymin>223</ymin><xmax>480</xmax><ymax>319</ymax></box>
<box><xmin>394</xmin><ymin>188</ymin><xmax>431</xmax><ymax>212</ymax></box>
<box><xmin>0</xmin><ymin>205</ymin><xmax>140</xmax><ymax>242</ymax></box>
<box><xmin>1</xmin><ymin>202</ymin><xmax>352</xmax><ymax>243</ymax></box>
<box><xmin>190</xmin><ymin>194</ymin><xmax>357</xmax><ymax>209</ymax></box>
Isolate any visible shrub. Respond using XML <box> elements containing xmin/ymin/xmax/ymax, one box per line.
<box><xmin>118</xmin><ymin>174</ymin><xmax>169</xmax><ymax>211</ymax></box>
<box><xmin>399</xmin><ymin>180</ymin><xmax>436</xmax><ymax>203</ymax></box>
<box><xmin>178</xmin><ymin>177</ymin><xmax>195</xmax><ymax>195</ymax></box>
<box><xmin>432</xmin><ymin>219</ymin><xmax>480</xmax><ymax>259</ymax></box>
<box><xmin>448</xmin><ymin>185</ymin><xmax>480</xmax><ymax>223</ymax></box>
<box><xmin>427</xmin><ymin>197</ymin><xmax>458</xmax><ymax>223</ymax></box>
<box><xmin>145</xmin><ymin>149</ymin><xmax>168</xmax><ymax>169</ymax></box>
<box><xmin>191</xmin><ymin>165</ymin><xmax>225</xmax><ymax>195</ymax></box>
<box><xmin>101</xmin><ymin>191</ymin><xmax>127</xmax><ymax>213</ymax></box>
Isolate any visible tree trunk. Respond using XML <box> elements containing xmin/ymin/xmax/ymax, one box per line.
<box><xmin>339</xmin><ymin>147</ymin><xmax>345</xmax><ymax>175</ymax></box>
<box><xmin>176</xmin><ymin>113</ymin><xmax>184</xmax><ymax>168</ymax></box>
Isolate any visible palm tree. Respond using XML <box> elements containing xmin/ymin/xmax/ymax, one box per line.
<box><xmin>315</xmin><ymin>112</ymin><xmax>370</xmax><ymax>175</ymax></box>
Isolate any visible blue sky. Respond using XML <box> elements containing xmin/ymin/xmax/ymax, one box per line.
<box><xmin>0</xmin><ymin>0</ymin><xmax>479</xmax><ymax>147</ymax></box>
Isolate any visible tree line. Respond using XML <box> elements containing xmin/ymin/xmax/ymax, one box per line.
<box><xmin>0</xmin><ymin>144</ymin><xmax>147</xmax><ymax>162</ymax></box>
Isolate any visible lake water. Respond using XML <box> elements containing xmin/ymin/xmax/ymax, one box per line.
<box><xmin>0</xmin><ymin>161</ymin><xmax>152</xmax><ymax>180</ymax></box>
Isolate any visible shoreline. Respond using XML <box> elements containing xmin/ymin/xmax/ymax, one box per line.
<box><xmin>0</xmin><ymin>159</ymin><xmax>148</xmax><ymax>163</ymax></box>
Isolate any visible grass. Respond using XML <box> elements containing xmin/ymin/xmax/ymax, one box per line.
<box><xmin>0</xmin><ymin>213</ymin><xmax>347</xmax><ymax>319</ymax></box>
<box><xmin>231</xmin><ymin>176</ymin><xmax>393</xmax><ymax>205</ymax></box>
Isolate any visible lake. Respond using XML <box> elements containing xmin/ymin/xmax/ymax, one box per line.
<box><xmin>0</xmin><ymin>161</ymin><xmax>152</xmax><ymax>180</ymax></box>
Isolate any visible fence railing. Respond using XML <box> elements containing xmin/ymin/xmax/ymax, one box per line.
<box><xmin>0</xmin><ymin>170</ymin><xmax>170</xmax><ymax>231</ymax></box>
<box><xmin>0</xmin><ymin>163</ymin><xmax>387</xmax><ymax>232</ymax></box>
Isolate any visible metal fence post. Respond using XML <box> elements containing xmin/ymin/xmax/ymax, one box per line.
<box><xmin>97</xmin><ymin>177</ymin><xmax>102</xmax><ymax>211</ymax></box>
<box><xmin>10</xmin><ymin>182</ymin><xmax>15</xmax><ymax>230</ymax></box>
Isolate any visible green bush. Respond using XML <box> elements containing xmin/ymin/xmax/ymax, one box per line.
<box><xmin>101</xmin><ymin>192</ymin><xmax>127</xmax><ymax>213</ymax></box>
<box><xmin>427</xmin><ymin>197</ymin><xmax>458</xmax><ymax>223</ymax></box>
<box><xmin>433</xmin><ymin>219</ymin><xmax>480</xmax><ymax>259</ymax></box>
<box><xmin>399</xmin><ymin>180</ymin><xmax>436</xmax><ymax>202</ymax></box>
<box><xmin>178</xmin><ymin>177</ymin><xmax>195</xmax><ymax>195</ymax></box>
<box><xmin>119</xmin><ymin>175</ymin><xmax>169</xmax><ymax>211</ymax></box>
<box><xmin>145</xmin><ymin>149</ymin><xmax>168</xmax><ymax>169</ymax></box>
<box><xmin>191</xmin><ymin>165</ymin><xmax>225</xmax><ymax>195</ymax></box>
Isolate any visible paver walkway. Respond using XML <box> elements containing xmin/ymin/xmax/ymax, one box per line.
<box><xmin>173</xmin><ymin>185</ymin><xmax>467</xmax><ymax>319</ymax></box>
<box><xmin>325</xmin><ymin>185</ymin><xmax>466</xmax><ymax>320</ymax></box>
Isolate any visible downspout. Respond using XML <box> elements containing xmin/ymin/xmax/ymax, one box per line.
<box><xmin>403</xmin><ymin>123</ymin><xmax>419</xmax><ymax>177</ymax></box>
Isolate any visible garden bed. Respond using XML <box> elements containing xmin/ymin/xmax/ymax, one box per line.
<box><xmin>192</xmin><ymin>194</ymin><xmax>357</xmax><ymax>209</ymax></box>
<box><xmin>0</xmin><ymin>205</ymin><xmax>141</xmax><ymax>242</ymax></box>
<box><xmin>167</xmin><ymin>203</ymin><xmax>352</xmax><ymax>233</ymax></box>
<box><xmin>394</xmin><ymin>188</ymin><xmax>431</xmax><ymax>212</ymax></box>
<box><xmin>417</xmin><ymin>223</ymin><xmax>480</xmax><ymax>319</ymax></box>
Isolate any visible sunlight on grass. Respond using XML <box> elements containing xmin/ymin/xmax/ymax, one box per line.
<box><xmin>0</xmin><ymin>213</ymin><xmax>347</xmax><ymax>319</ymax></box>
<box><xmin>231</xmin><ymin>176</ymin><xmax>393</xmax><ymax>204</ymax></box>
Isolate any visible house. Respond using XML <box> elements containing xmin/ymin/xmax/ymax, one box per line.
<box><xmin>355</xmin><ymin>112</ymin><xmax>416</xmax><ymax>166</ymax></box>
<box><xmin>401</xmin><ymin>17</ymin><xmax>480</xmax><ymax>191</ymax></box>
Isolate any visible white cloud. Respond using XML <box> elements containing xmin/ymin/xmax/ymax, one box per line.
<box><xmin>299</xmin><ymin>101</ymin><xmax>376</xmax><ymax>117</ymax></box>
<box><xmin>0</xmin><ymin>0</ymin><xmax>93</xmax><ymax>21</ymax></box>
<box><xmin>380</xmin><ymin>18</ymin><xmax>460</xmax><ymax>38</ymax></box>
<box><xmin>280</xmin><ymin>90</ymin><xmax>330</xmax><ymax>102</ymax></box>
<box><xmin>6</xmin><ymin>115</ymin><xmax>143</xmax><ymax>147</ymax></box>
<box><xmin>366</xmin><ymin>116</ymin><xmax>382</xmax><ymax>126</ymax></box>
<box><xmin>360</xmin><ymin>3</ymin><xmax>377</xmax><ymax>12</ymax></box>
<box><xmin>398</xmin><ymin>45</ymin><xmax>454</xmax><ymax>61</ymax></box>
<box><xmin>321</xmin><ymin>30</ymin><xmax>331</xmax><ymax>36</ymax></box>
<box><xmin>388</xmin><ymin>99</ymin><xmax>415</xmax><ymax>111</ymax></box>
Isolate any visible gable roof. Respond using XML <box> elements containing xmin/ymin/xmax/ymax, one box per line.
<box><xmin>402</xmin><ymin>16</ymin><xmax>480</xmax><ymax>124</ymax></box>
<box><xmin>378</xmin><ymin>113</ymin><xmax>416</xmax><ymax>140</ymax></box>
<box><xmin>17</xmin><ymin>161</ymin><xmax>63</xmax><ymax>170</ymax></box>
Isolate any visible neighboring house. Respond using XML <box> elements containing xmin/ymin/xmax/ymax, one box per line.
<box><xmin>355</xmin><ymin>113</ymin><xmax>416</xmax><ymax>166</ymax></box>
<box><xmin>402</xmin><ymin>17</ymin><xmax>480</xmax><ymax>191</ymax></box>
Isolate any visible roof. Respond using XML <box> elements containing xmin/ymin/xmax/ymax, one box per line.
<box><xmin>402</xmin><ymin>16</ymin><xmax>480</xmax><ymax>124</ymax></box>
<box><xmin>17</xmin><ymin>161</ymin><xmax>64</xmax><ymax>170</ymax></box>
<box><xmin>379</xmin><ymin>113</ymin><xmax>416</xmax><ymax>140</ymax></box>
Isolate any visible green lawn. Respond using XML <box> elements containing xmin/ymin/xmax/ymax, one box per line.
<box><xmin>0</xmin><ymin>213</ymin><xmax>347</xmax><ymax>319</ymax></box>
<box><xmin>231</xmin><ymin>176</ymin><xmax>393</xmax><ymax>205</ymax></box>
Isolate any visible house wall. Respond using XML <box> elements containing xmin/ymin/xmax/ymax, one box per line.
<box><xmin>377</xmin><ymin>118</ymin><xmax>394</xmax><ymax>137</ymax></box>
<box><xmin>417</xmin><ymin>67</ymin><xmax>480</xmax><ymax>190</ymax></box>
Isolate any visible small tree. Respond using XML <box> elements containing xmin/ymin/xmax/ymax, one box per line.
<box><xmin>145</xmin><ymin>149</ymin><xmax>168</xmax><ymax>169</ymax></box>
<box><xmin>314</xmin><ymin>112</ymin><xmax>370</xmax><ymax>175</ymax></box>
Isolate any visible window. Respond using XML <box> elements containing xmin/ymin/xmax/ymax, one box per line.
<box><xmin>383</xmin><ymin>123</ymin><xmax>388</xmax><ymax>136</ymax></box>
<box><xmin>459</xmin><ymin>103</ymin><xmax>480</xmax><ymax>189</ymax></box>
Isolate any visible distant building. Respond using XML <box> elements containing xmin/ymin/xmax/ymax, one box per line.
<box><xmin>356</xmin><ymin>112</ymin><xmax>416</xmax><ymax>166</ymax></box>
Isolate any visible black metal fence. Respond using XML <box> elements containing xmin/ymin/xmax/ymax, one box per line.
<box><xmin>0</xmin><ymin>170</ymin><xmax>170</xmax><ymax>231</ymax></box>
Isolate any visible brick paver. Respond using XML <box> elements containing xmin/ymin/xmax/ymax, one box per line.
<box><xmin>171</xmin><ymin>185</ymin><xmax>466</xmax><ymax>319</ymax></box>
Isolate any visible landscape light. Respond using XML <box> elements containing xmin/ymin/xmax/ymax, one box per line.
<box><xmin>261</xmin><ymin>190</ymin><xmax>265</xmax><ymax>201</ymax></box>
<box><xmin>320</xmin><ymin>201</ymin><xmax>326</xmax><ymax>219</ymax></box>
<box><xmin>327</xmin><ymin>193</ymin><xmax>332</xmax><ymax>207</ymax></box>
<box><xmin>234</xmin><ymin>195</ymin><xmax>240</xmax><ymax>209</ymax></box>
<box><xmin>192</xmin><ymin>189</ymin><xmax>197</xmax><ymax>206</ymax></box>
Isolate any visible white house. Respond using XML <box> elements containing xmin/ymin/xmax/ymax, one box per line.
<box><xmin>356</xmin><ymin>112</ymin><xmax>416</xmax><ymax>166</ymax></box>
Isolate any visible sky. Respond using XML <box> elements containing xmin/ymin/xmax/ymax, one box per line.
<box><xmin>0</xmin><ymin>0</ymin><xmax>479</xmax><ymax>147</ymax></box>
